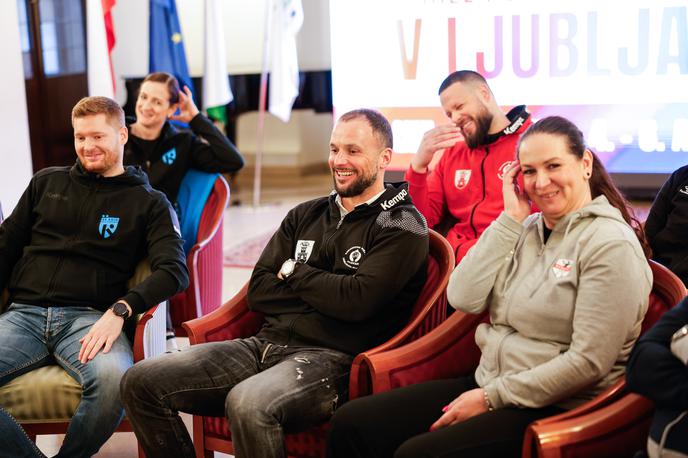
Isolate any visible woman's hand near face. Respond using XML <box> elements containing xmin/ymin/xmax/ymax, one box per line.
<box><xmin>503</xmin><ymin>161</ymin><xmax>531</xmax><ymax>223</ymax></box>
<box><xmin>169</xmin><ymin>86</ymin><xmax>200</xmax><ymax>123</ymax></box>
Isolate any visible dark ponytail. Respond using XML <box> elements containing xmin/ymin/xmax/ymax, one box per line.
<box><xmin>518</xmin><ymin>116</ymin><xmax>651</xmax><ymax>259</ymax></box>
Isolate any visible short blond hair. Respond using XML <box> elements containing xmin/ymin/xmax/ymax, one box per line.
<box><xmin>71</xmin><ymin>96</ymin><xmax>125</xmax><ymax>128</ymax></box>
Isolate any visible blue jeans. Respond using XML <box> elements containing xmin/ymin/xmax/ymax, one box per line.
<box><xmin>0</xmin><ymin>303</ymin><xmax>133</xmax><ymax>458</ymax></box>
<box><xmin>121</xmin><ymin>336</ymin><xmax>354</xmax><ymax>458</ymax></box>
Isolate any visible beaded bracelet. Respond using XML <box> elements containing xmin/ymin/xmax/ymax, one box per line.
<box><xmin>483</xmin><ymin>389</ymin><xmax>494</xmax><ymax>411</ymax></box>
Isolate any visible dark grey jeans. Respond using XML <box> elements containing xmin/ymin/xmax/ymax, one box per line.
<box><xmin>120</xmin><ymin>336</ymin><xmax>353</xmax><ymax>458</ymax></box>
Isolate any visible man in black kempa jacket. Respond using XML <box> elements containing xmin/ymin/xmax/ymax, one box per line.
<box><xmin>121</xmin><ymin>109</ymin><xmax>429</xmax><ymax>458</ymax></box>
<box><xmin>0</xmin><ymin>96</ymin><xmax>188</xmax><ymax>457</ymax></box>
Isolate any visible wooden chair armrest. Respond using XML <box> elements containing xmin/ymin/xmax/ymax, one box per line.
<box><xmin>132</xmin><ymin>303</ymin><xmax>166</xmax><ymax>362</ymax></box>
<box><xmin>523</xmin><ymin>392</ymin><xmax>654</xmax><ymax>458</ymax></box>
<box><xmin>182</xmin><ymin>283</ymin><xmax>264</xmax><ymax>345</ymax></box>
<box><xmin>529</xmin><ymin>379</ymin><xmax>627</xmax><ymax>429</ymax></box>
<box><xmin>362</xmin><ymin>310</ymin><xmax>486</xmax><ymax>394</ymax></box>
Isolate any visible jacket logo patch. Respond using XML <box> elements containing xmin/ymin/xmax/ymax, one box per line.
<box><xmin>679</xmin><ymin>186</ymin><xmax>688</xmax><ymax>196</ymax></box>
<box><xmin>295</xmin><ymin>240</ymin><xmax>315</xmax><ymax>263</ymax></box>
<box><xmin>99</xmin><ymin>214</ymin><xmax>120</xmax><ymax>239</ymax></box>
<box><xmin>161</xmin><ymin>148</ymin><xmax>177</xmax><ymax>165</ymax></box>
<box><xmin>552</xmin><ymin>259</ymin><xmax>574</xmax><ymax>279</ymax></box>
<box><xmin>343</xmin><ymin>246</ymin><xmax>366</xmax><ymax>269</ymax></box>
<box><xmin>497</xmin><ymin>161</ymin><xmax>514</xmax><ymax>181</ymax></box>
<box><xmin>454</xmin><ymin>170</ymin><xmax>471</xmax><ymax>190</ymax></box>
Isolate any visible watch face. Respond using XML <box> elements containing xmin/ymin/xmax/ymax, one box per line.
<box><xmin>281</xmin><ymin>259</ymin><xmax>296</xmax><ymax>277</ymax></box>
<box><xmin>112</xmin><ymin>302</ymin><xmax>128</xmax><ymax>317</ymax></box>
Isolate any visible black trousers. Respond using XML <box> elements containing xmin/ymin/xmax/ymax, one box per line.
<box><xmin>327</xmin><ymin>377</ymin><xmax>564</xmax><ymax>458</ymax></box>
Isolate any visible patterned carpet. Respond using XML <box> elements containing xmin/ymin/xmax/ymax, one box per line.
<box><xmin>223</xmin><ymin>230</ymin><xmax>275</xmax><ymax>268</ymax></box>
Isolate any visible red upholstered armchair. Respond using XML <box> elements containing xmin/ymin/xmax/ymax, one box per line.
<box><xmin>169</xmin><ymin>174</ymin><xmax>229</xmax><ymax>333</ymax></box>
<box><xmin>521</xmin><ymin>260</ymin><xmax>687</xmax><ymax>458</ymax></box>
<box><xmin>182</xmin><ymin>228</ymin><xmax>455</xmax><ymax>458</ymax></box>
<box><xmin>360</xmin><ymin>260</ymin><xmax>686</xmax><ymax>458</ymax></box>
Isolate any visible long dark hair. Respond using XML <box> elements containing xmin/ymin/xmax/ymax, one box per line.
<box><xmin>141</xmin><ymin>72</ymin><xmax>180</xmax><ymax>104</ymax></box>
<box><xmin>518</xmin><ymin>116</ymin><xmax>651</xmax><ymax>259</ymax></box>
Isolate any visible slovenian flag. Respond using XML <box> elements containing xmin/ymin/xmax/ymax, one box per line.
<box><xmin>203</xmin><ymin>0</ymin><xmax>233</xmax><ymax>124</ymax></box>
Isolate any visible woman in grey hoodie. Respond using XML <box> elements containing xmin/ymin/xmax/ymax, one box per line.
<box><xmin>327</xmin><ymin>116</ymin><xmax>653</xmax><ymax>458</ymax></box>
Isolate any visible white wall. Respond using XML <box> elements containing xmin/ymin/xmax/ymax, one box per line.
<box><xmin>0</xmin><ymin>1</ymin><xmax>33</xmax><ymax>214</ymax></box>
<box><xmin>110</xmin><ymin>0</ymin><xmax>331</xmax><ymax>104</ymax></box>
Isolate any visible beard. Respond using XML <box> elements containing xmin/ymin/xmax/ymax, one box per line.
<box><xmin>333</xmin><ymin>168</ymin><xmax>378</xmax><ymax>198</ymax></box>
<box><xmin>462</xmin><ymin>107</ymin><xmax>493</xmax><ymax>149</ymax></box>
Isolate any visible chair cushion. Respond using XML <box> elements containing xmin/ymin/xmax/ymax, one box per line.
<box><xmin>0</xmin><ymin>365</ymin><xmax>81</xmax><ymax>423</ymax></box>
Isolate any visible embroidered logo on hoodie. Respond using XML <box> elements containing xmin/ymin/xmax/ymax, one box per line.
<box><xmin>454</xmin><ymin>170</ymin><xmax>471</xmax><ymax>190</ymax></box>
<box><xmin>552</xmin><ymin>259</ymin><xmax>574</xmax><ymax>278</ymax></box>
<box><xmin>497</xmin><ymin>161</ymin><xmax>514</xmax><ymax>180</ymax></box>
<box><xmin>162</xmin><ymin>148</ymin><xmax>177</xmax><ymax>165</ymax></box>
<box><xmin>343</xmin><ymin>246</ymin><xmax>366</xmax><ymax>269</ymax></box>
<box><xmin>99</xmin><ymin>214</ymin><xmax>120</xmax><ymax>239</ymax></box>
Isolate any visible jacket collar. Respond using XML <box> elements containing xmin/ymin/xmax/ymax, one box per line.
<box><xmin>70</xmin><ymin>160</ymin><xmax>149</xmax><ymax>188</ymax></box>
<box><xmin>328</xmin><ymin>182</ymin><xmax>413</xmax><ymax>220</ymax></box>
<box><xmin>483</xmin><ymin>105</ymin><xmax>530</xmax><ymax>145</ymax></box>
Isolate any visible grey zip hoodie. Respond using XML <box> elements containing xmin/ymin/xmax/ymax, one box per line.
<box><xmin>447</xmin><ymin>195</ymin><xmax>652</xmax><ymax>410</ymax></box>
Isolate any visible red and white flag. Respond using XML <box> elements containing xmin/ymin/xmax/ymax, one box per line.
<box><xmin>87</xmin><ymin>0</ymin><xmax>117</xmax><ymax>98</ymax></box>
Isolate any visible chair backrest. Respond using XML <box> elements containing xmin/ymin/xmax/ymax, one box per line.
<box><xmin>194</xmin><ymin>174</ymin><xmax>230</xmax><ymax>251</ymax></box>
<box><xmin>390</xmin><ymin>228</ymin><xmax>455</xmax><ymax>345</ymax></box>
<box><xmin>176</xmin><ymin>170</ymin><xmax>225</xmax><ymax>254</ymax></box>
<box><xmin>643</xmin><ymin>260</ymin><xmax>687</xmax><ymax>334</ymax></box>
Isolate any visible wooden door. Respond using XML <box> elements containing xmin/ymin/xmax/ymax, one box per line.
<box><xmin>18</xmin><ymin>0</ymin><xmax>88</xmax><ymax>172</ymax></box>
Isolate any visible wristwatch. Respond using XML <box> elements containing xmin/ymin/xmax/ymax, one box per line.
<box><xmin>110</xmin><ymin>301</ymin><xmax>130</xmax><ymax>319</ymax></box>
<box><xmin>280</xmin><ymin>259</ymin><xmax>300</xmax><ymax>279</ymax></box>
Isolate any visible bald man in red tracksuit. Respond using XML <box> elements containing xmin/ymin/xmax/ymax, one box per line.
<box><xmin>406</xmin><ymin>70</ymin><xmax>531</xmax><ymax>263</ymax></box>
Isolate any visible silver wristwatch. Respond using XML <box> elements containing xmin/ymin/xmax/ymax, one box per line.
<box><xmin>280</xmin><ymin>259</ymin><xmax>300</xmax><ymax>279</ymax></box>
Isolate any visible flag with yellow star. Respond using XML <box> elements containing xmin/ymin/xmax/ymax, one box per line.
<box><xmin>149</xmin><ymin>0</ymin><xmax>194</xmax><ymax>97</ymax></box>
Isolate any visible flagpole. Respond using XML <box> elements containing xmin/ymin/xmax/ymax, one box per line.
<box><xmin>254</xmin><ymin>0</ymin><xmax>273</xmax><ymax>208</ymax></box>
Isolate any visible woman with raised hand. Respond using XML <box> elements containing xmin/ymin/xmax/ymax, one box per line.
<box><xmin>326</xmin><ymin>116</ymin><xmax>652</xmax><ymax>458</ymax></box>
<box><xmin>125</xmin><ymin>71</ymin><xmax>243</xmax><ymax>206</ymax></box>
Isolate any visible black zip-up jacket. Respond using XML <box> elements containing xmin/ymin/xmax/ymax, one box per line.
<box><xmin>0</xmin><ymin>161</ymin><xmax>189</xmax><ymax>314</ymax></box>
<box><xmin>646</xmin><ymin>164</ymin><xmax>688</xmax><ymax>285</ymax></box>
<box><xmin>247</xmin><ymin>182</ymin><xmax>429</xmax><ymax>356</ymax></box>
<box><xmin>124</xmin><ymin>113</ymin><xmax>244</xmax><ymax>204</ymax></box>
<box><xmin>627</xmin><ymin>297</ymin><xmax>688</xmax><ymax>455</ymax></box>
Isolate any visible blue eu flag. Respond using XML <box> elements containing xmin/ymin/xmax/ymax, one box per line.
<box><xmin>149</xmin><ymin>0</ymin><xmax>195</xmax><ymax>96</ymax></box>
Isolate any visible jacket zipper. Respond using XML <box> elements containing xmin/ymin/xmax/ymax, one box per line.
<box><xmin>468</xmin><ymin>146</ymin><xmax>489</xmax><ymax>239</ymax></box>
<box><xmin>495</xmin><ymin>329</ymin><xmax>516</xmax><ymax>375</ymax></box>
<box><xmin>323</xmin><ymin>215</ymin><xmax>346</xmax><ymax>266</ymax></box>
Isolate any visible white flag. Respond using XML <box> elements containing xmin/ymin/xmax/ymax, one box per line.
<box><xmin>268</xmin><ymin>0</ymin><xmax>303</xmax><ymax>123</ymax></box>
<box><xmin>87</xmin><ymin>0</ymin><xmax>115</xmax><ymax>98</ymax></box>
<box><xmin>203</xmin><ymin>0</ymin><xmax>233</xmax><ymax>121</ymax></box>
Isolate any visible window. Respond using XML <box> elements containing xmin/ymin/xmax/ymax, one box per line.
<box><xmin>38</xmin><ymin>0</ymin><xmax>86</xmax><ymax>77</ymax></box>
<box><xmin>16</xmin><ymin>0</ymin><xmax>32</xmax><ymax>78</ymax></box>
